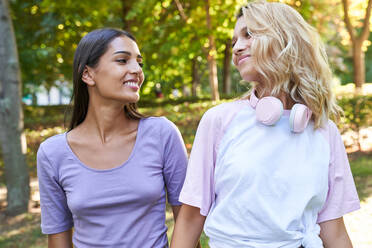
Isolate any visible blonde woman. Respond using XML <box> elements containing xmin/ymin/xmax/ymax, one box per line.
<box><xmin>171</xmin><ymin>1</ymin><xmax>359</xmax><ymax>248</ymax></box>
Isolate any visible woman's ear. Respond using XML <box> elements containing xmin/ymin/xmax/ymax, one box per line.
<box><xmin>82</xmin><ymin>66</ymin><xmax>95</xmax><ymax>86</ymax></box>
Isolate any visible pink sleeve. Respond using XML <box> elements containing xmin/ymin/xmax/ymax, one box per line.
<box><xmin>317</xmin><ymin>121</ymin><xmax>360</xmax><ymax>223</ymax></box>
<box><xmin>179</xmin><ymin>108</ymin><xmax>221</xmax><ymax>216</ymax></box>
<box><xmin>179</xmin><ymin>101</ymin><xmax>247</xmax><ymax>216</ymax></box>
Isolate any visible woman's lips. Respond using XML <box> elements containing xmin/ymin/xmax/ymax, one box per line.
<box><xmin>238</xmin><ymin>55</ymin><xmax>251</xmax><ymax>65</ymax></box>
<box><xmin>123</xmin><ymin>81</ymin><xmax>140</xmax><ymax>91</ymax></box>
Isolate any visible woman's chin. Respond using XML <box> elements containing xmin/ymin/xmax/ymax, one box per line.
<box><xmin>128</xmin><ymin>96</ymin><xmax>140</xmax><ymax>104</ymax></box>
<box><xmin>120</xmin><ymin>94</ymin><xmax>140</xmax><ymax>104</ymax></box>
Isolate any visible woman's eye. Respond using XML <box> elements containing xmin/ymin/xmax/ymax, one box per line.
<box><xmin>245</xmin><ymin>30</ymin><xmax>253</xmax><ymax>39</ymax></box>
<box><xmin>116</xmin><ymin>59</ymin><xmax>127</xmax><ymax>63</ymax></box>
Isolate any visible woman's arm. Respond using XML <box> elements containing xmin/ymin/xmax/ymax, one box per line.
<box><xmin>319</xmin><ymin>217</ymin><xmax>353</xmax><ymax>248</ymax></box>
<box><xmin>172</xmin><ymin>205</ymin><xmax>181</xmax><ymax>221</ymax></box>
<box><xmin>172</xmin><ymin>205</ymin><xmax>202</xmax><ymax>248</ymax></box>
<box><xmin>48</xmin><ymin>229</ymin><xmax>73</xmax><ymax>248</ymax></box>
<box><xmin>171</xmin><ymin>204</ymin><xmax>206</xmax><ymax>248</ymax></box>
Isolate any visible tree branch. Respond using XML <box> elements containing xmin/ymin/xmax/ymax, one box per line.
<box><xmin>342</xmin><ymin>0</ymin><xmax>355</xmax><ymax>42</ymax></box>
<box><xmin>359</xmin><ymin>0</ymin><xmax>372</xmax><ymax>42</ymax></box>
<box><xmin>174</xmin><ymin>0</ymin><xmax>188</xmax><ymax>21</ymax></box>
<box><xmin>173</xmin><ymin>0</ymin><xmax>207</xmax><ymax>55</ymax></box>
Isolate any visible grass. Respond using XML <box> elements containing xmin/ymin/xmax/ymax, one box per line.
<box><xmin>350</xmin><ymin>153</ymin><xmax>372</xmax><ymax>177</ymax></box>
<box><xmin>349</xmin><ymin>152</ymin><xmax>372</xmax><ymax>201</ymax></box>
<box><xmin>0</xmin><ymin>213</ymin><xmax>45</xmax><ymax>248</ymax></box>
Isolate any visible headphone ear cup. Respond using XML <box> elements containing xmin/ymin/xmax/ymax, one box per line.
<box><xmin>255</xmin><ymin>97</ymin><xmax>283</xmax><ymax>125</ymax></box>
<box><xmin>289</xmin><ymin>104</ymin><xmax>312</xmax><ymax>132</ymax></box>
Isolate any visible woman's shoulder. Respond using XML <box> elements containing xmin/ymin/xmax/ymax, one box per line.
<box><xmin>141</xmin><ymin>116</ymin><xmax>174</xmax><ymax>127</ymax></box>
<box><xmin>38</xmin><ymin>132</ymin><xmax>67</xmax><ymax>156</ymax></box>
<box><xmin>318</xmin><ymin>119</ymin><xmax>341</xmax><ymax>138</ymax></box>
<box><xmin>201</xmin><ymin>99</ymin><xmax>248</xmax><ymax>125</ymax></box>
<box><xmin>318</xmin><ymin>119</ymin><xmax>344</xmax><ymax>151</ymax></box>
<box><xmin>37</xmin><ymin>133</ymin><xmax>70</xmax><ymax>172</ymax></box>
<box><xmin>140</xmin><ymin>116</ymin><xmax>179</xmax><ymax>134</ymax></box>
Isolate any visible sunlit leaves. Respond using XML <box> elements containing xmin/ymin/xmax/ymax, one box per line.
<box><xmin>11</xmin><ymin>0</ymin><xmax>123</xmax><ymax>95</ymax></box>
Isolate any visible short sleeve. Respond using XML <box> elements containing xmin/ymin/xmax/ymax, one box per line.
<box><xmin>162</xmin><ymin>119</ymin><xmax>188</xmax><ymax>206</ymax></box>
<box><xmin>179</xmin><ymin>109</ymin><xmax>220</xmax><ymax>216</ymax></box>
<box><xmin>37</xmin><ymin>145</ymin><xmax>73</xmax><ymax>234</ymax></box>
<box><xmin>317</xmin><ymin>121</ymin><xmax>360</xmax><ymax>223</ymax></box>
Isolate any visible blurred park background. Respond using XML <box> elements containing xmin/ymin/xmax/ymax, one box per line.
<box><xmin>0</xmin><ymin>0</ymin><xmax>372</xmax><ymax>247</ymax></box>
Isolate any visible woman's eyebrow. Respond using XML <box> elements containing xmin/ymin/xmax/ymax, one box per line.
<box><xmin>113</xmin><ymin>50</ymin><xmax>142</xmax><ymax>59</ymax></box>
<box><xmin>113</xmin><ymin>50</ymin><xmax>131</xmax><ymax>55</ymax></box>
<box><xmin>240</xmin><ymin>27</ymin><xmax>247</xmax><ymax>34</ymax></box>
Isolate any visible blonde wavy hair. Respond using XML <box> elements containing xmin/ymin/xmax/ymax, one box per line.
<box><xmin>239</xmin><ymin>1</ymin><xmax>342</xmax><ymax>128</ymax></box>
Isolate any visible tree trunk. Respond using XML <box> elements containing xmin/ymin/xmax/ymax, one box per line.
<box><xmin>191</xmin><ymin>58</ymin><xmax>200</xmax><ymax>97</ymax></box>
<box><xmin>204</xmin><ymin>0</ymin><xmax>219</xmax><ymax>101</ymax></box>
<box><xmin>223</xmin><ymin>39</ymin><xmax>232</xmax><ymax>95</ymax></box>
<box><xmin>32</xmin><ymin>92</ymin><xmax>37</xmax><ymax>106</ymax></box>
<box><xmin>342</xmin><ymin>0</ymin><xmax>372</xmax><ymax>90</ymax></box>
<box><xmin>352</xmin><ymin>41</ymin><xmax>365</xmax><ymax>89</ymax></box>
<box><xmin>207</xmin><ymin>54</ymin><xmax>219</xmax><ymax>101</ymax></box>
<box><xmin>0</xmin><ymin>0</ymin><xmax>30</xmax><ymax>216</ymax></box>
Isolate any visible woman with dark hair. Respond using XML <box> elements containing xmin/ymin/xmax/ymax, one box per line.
<box><xmin>37</xmin><ymin>28</ymin><xmax>187</xmax><ymax>247</ymax></box>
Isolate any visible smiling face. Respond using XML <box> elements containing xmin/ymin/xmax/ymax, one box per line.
<box><xmin>83</xmin><ymin>36</ymin><xmax>144</xmax><ymax>104</ymax></box>
<box><xmin>232</xmin><ymin>17</ymin><xmax>260</xmax><ymax>83</ymax></box>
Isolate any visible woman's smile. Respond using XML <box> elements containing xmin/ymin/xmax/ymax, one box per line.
<box><xmin>238</xmin><ymin>54</ymin><xmax>251</xmax><ymax>66</ymax></box>
<box><xmin>123</xmin><ymin>80</ymin><xmax>140</xmax><ymax>91</ymax></box>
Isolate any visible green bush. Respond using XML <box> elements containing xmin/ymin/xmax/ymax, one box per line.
<box><xmin>337</xmin><ymin>94</ymin><xmax>372</xmax><ymax>133</ymax></box>
<box><xmin>23</xmin><ymin>94</ymin><xmax>372</xmax><ymax>133</ymax></box>
<box><xmin>23</xmin><ymin>105</ymin><xmax>71</xmax><ymax>130</ymax></box>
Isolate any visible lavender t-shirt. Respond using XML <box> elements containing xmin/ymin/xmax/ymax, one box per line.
<box><xmin>37</xmin><ymin>117</ymin><xmax>187</xmax><ymax>248</ymax></box>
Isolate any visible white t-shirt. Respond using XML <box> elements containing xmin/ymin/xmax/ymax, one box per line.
<box><xmin>179</xmin><ymin>100</ymin><xmax>360</xmax><ymax>248</ymax></box>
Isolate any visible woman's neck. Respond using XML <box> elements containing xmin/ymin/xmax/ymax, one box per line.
<box><xmin>79</xmin><ymin>100</ymin><xmax>135</xmax><ymax>144</ymax></box>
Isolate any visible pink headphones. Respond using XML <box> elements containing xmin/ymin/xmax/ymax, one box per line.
<box><xmin>249</xmin><ymin>89</ymin><xmax>312</xmax><ymax>133</ymax></box>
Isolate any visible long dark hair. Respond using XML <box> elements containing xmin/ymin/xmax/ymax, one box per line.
<box><xmin>68</xmin><ymin>28</ymin><xmax>144</xmax><ymax>131</ymax></box>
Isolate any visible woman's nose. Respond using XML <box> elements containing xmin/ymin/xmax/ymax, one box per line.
<box><xmin>128</xmin><ymin>61</ymin><xmax>142</xmax><ymax>75</ymax></box>
<box><xmin>233</xmin><ymin>39</ymin><xmax>245</xmax><ymax>56</ymax></box>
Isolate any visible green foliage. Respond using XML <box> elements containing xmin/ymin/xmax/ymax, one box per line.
<box><xmin>10</xmin><ymin>0</ymin><xmax>371</xmax><ymax>98</ymax></box>
<box><xmin>350</xmin><ymin>154</ymin><xmax>372</xmax><ymax>177</ymax></box>
<box><xmin>11</xmin><ymin>0</ymin><xmax>249</xmax><ymax>98</ymax></box>
<box><xmin>10</xmin><ymin>0</ymin><xmax>123</xmax><ymax>95</ymax></box>
<box><xmin>24</xmin><ymin>105</ymin><xmax>69</xmax><ymax>129</ymax></box>
<box><xmin>337</xmin><ymin>94</ymin><xmax>372</xmax><ymax>133</ymax></box>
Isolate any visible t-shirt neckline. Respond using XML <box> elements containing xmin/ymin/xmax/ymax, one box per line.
<box><xmin>64</xmin><ymin>118</ymin><xmax>143</xmax><ymax>172</ymax></box>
